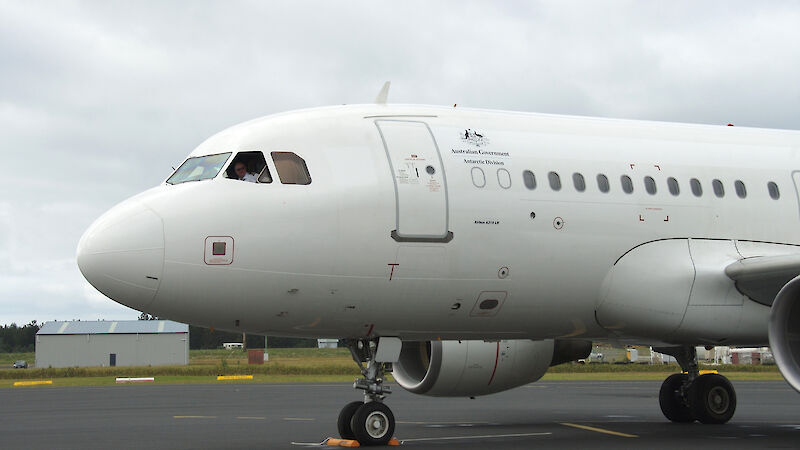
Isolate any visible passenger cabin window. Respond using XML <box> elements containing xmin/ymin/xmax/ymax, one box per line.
<box><xmin>768</xmin><ymin>181</ymin><xmax>780</xmax><ymax>199</ymax></box>
<box><xmin>522</xmin><ymin>170</ymin><xmax>536</xmax><ymax>190</ymax></box>
<box><xmin>167</xmin><ymin>152</ymin><xmax>231</xmax><ymax>185</ymax></box>
<box><xmin>644</xmin><ymin>176</ymin><xmax>656</xmax><ymax>195</ymax></box>
<box><xmin>597</xmin><ymin>174</ymin><xmax>610</xmax><ymax>193</ymax></box>
<box><xmin>621</xmin><ymin>175</ymin><xmax>633</xmax><ymax>194</ymax></box>
<box><xmin>272</xmin><ymin>152</ymin><xmax>312</xmax><ymax>185</ymax></box>
<box><xmin>667</xmin><ymin>177</ymin><xmax>679</xmax><ymax>196</ymax></box>
<box><xmin>497</xmin><ymin>168</ymin><xmax>512</xmax><ymax>189</ymax></box>
<box><xmin>573</xmin><ymin>173</ymin><xmax>586</xmax><ymax>192</ymax></box>
<box><xmin>734</xmin><ymin>180</ymin><xmax>747</xmax><ymax>198</ymax></box>
<box><xmin>472</xmin><ymin>167</ymin><xmax>486</xmax><ymax>188</ymax></box>
<box><xmin>712</xmin><ymin>179</ymin><xmax>725</xmax><ymax>198</ymax></box>
<box><xmin>690</xmin><ymin>178</ymin><xmax>702</xmax><ymax>197</ymax></box>
<box><xmin>548</xmin><ymin>171</ymin><xmax>561</xmax><ymax>191</ymax></box>
<box><xmin>225</xmin><ymin>151</ymin><xmax>270</xmax><ymax>183</ymax></box>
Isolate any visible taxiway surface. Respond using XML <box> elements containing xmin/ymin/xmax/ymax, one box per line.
<box><xmin>1</xmin><ymin>380</ymin><xmax>798</xmax><ymax>449</ymax></box>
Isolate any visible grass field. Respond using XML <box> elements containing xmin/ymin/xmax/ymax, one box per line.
<box><xmin>0</xmin><ymin>352</ymin><xmax>34</xmax><ymax>366</ymax></box>
<box><xmin>0</xmin><ymin>347</ymin><xmax>785</xmax><ymax>387</ymax></box>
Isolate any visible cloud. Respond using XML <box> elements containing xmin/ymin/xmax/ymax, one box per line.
<box><xmin>1</xmin><ymin>0</ymin><xmax>799</xmax><ymax>325</ymax></box>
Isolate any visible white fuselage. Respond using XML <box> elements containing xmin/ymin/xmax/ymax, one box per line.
<box><xmin>77</xmin><ymin>104</ymin><xmax>800</xmax><ymax>346</ymax></box>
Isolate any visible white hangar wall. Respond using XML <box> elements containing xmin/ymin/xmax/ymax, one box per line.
<box><xmin>35</xmin><ymin>320</ymin><xmax>189</xmax><ymax>368</ymax></box>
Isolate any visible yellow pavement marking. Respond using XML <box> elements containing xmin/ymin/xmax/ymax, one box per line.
<box><xmin>173</xmin><ymin>416</ymin><xmax>217</xmax><ymax>419</ymax></box>
<box><xmin>216</xmin><ymin>375</ymin><xmax>253</xmax><ymax>380</ymax></box>
<box><xmin>283</xmin><ymin>417</ymin><xmax>315</xmax><ymax>421</ymax></box>
<box><xmin>237</xmin><ymin>416</ymin><xmax>266</xmax><ymax>420</ymax></box>
<box><xmin>560</xmin><ymin>422</ymin><xmax>637</xmax><ymax>438</ymax></box>
<box><xmin>13</xmin><ymin>380</ymin><xmax>53</xmax><ymax>387</ymax></box>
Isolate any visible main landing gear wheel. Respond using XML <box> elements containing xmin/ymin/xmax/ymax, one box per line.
<box><xmin>654</xmin><ymin>346</ymin><xmax>737</xmax><ymax>425</ymax></box>
<box><xmin>688</xmin><ymin>373</ymin><xmax>737</xmax><ymax>424</ymax></box>
<box><xmin>351</xmin><ymin>402</ymin><xmax>395</xmax><ymax>446</ymax></box>
<box><xmin>337</xmin><ymin>401</ymin><xmax>364</xmax><ymax>440</ymax></box>
<box><xmin>659</xmin><ymin>373</ymin><xmax>694</xmax><ymax>423</ymax></box>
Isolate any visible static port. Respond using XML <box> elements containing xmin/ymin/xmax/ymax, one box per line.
<box><xmin>479</xmin><ymin>299</ymin><xmax>499</xmax><ymax>310</ymax></box>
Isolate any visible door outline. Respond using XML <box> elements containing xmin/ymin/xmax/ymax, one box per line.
<box><xmin>375</xmin><ymin>120</ymin><xmax>453</xmax><ymax>243</ymax></box>
<box><xmin>792</xmin><ymin>171</ymin><xmax>800</xmax><ymax>218</ymax></box>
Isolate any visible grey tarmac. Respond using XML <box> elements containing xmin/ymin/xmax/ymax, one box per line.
<box><xmin>1</xmin><ymin>380</ymin><xmax>799</xmax><ymax>449</ymax></box>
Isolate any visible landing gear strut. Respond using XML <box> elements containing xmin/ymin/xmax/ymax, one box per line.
<box><xmin>654</xmin><ymin>346</ymin><xmax>736</xmax><ymax>424</ymax></box>
<box><xmin>337</xmin><ymin>339</ymin><xmax>395</xmax><ymax>446</ymax></box>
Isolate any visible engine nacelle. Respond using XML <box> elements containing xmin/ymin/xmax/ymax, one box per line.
<box><xmin>769</xmin><ymin>275</ymin><xmax>800</xmax><ymax>393</ymax></box>
<box><xmin>392</xmin><ymin>339</ymin><xmax>590</xmax><ymax>397</ymax></box>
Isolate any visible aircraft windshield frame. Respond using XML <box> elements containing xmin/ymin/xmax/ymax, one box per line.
<box><xmin>166</xmin><ymin>152</ymin><xmax>232</xmax><ymax>185</ymax></box>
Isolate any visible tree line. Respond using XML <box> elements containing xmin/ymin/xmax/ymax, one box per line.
<box><xmin>0</xmin><ymin>321</ymin><xmax>40</xmax><ymax>352</ymax></box>
<box><xmin>187</xmin><ymin>325</ymin><xmax>317</xmax><ymax>349</ymax></box>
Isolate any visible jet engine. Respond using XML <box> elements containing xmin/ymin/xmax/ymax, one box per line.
<box><xmin>392</xmin><ymin>339</ymin><xmax>591</xmax><ymax>397</ymax></box>
<box><xmin>769</xmin><ymin>275</ymin><xmax>800</xmax><ymax>393</ymax></box>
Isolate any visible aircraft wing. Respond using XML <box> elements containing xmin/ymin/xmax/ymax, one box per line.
<box><xmin>725</xmin><ymin>254</ymin><xmax>800</xmax><ymax>306</ymax></box>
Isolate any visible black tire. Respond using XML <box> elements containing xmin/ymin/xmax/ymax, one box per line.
<box><xmin>659</xmin><ymin>373</ymin><xmax>694</xmax><ymax>423</ymax></box>
<box><xmin>350</xmin><ymin>402</ymin><xmax>395</xmax><ymax>446</ymax></box>
<box><xmin>337</xmin><ymin>401</ymin><xmax>364</xmax><ymax>439</ymax></box>
<box><xmin>688</xmin><ymin>373</ymin><xmax>736</xmax><ymax>424</ymax></box>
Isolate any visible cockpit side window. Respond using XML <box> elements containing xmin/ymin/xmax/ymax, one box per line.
<box><xmin>167</xmin><ymin>152</ymin><xmax>231</xmax><ymax>185</ymax></box>
<box><xmin>225</xmin><ymin>151</ymin><xmax>270</xmax><ymax>183</ymax></box>
<box><xmin>271</xmin><ymin>152</ymin><xmax>312</xmax><ymax>185</ymax></box>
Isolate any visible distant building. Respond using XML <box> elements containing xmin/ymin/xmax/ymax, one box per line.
<box><xmin>36</xmin><ymin>320</ymin><xmax>189</xmax><ymax>368</ymax></box>
<box><xmin>317</xmin><ymin>339</ymin><xmax>339</xmax><ymax>349</ymax></box>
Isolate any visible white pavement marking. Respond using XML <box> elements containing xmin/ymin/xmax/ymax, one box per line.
<box><xmin>400</xmin><ymin>432</ymin><xmax>552</xmax><ymax>443</ymax></box>
<box><xmin>397</xmin><ymin>421</ymin><xmax>489</xmax><ymax>425</ymax></box>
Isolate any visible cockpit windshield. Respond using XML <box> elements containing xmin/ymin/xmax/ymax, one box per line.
<box><xmin>166</xmin><ymin>153</ymin><xmax>231</xmax><ymax>185</ymax></box>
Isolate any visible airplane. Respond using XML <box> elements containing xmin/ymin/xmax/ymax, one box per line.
<box><xmin>77</xmin><ymin>90</ymin><xmax>800</xmax><ymax>445</ymax></box>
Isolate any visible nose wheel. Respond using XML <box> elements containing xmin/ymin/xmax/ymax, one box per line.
<box><xmin>655</xmin><ymin>346</ymin><xmax>737</xmax><ymax>424</ymax></box>
<box><xmin>350</xmin><ymin>402</ymin><xmax>395</xmax><ymax>445</ymax></box>
<box><xmin>337</xmin><ymin>401</ymin><xmax>364</xmax><ymax>440</ymax></box>
<box><xmin>337</xmin><ymin>339</ymin><xmax>396</xmax><ymax>446</ymax></box>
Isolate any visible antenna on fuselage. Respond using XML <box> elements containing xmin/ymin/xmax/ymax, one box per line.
<box><xmin>375</xmin><ymin>81</ymin><xmax>390</xmax><ymax>104</ymax></box>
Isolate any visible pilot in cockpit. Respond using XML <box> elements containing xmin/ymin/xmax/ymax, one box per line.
<box><xmin>234</xmin><ymin>161</ymin><xmax>258</xmax><ymax>182</ymax></box>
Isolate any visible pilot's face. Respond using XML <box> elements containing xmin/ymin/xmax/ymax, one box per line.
<box><xmin>234</xmin><ymin>163</ymin><xmax>247</xmax><ymax>178</ymax></box>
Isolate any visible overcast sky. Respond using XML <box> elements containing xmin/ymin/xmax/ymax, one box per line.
<box><xmin>2</xmin><ymin>1</ymin><xmax>800</xmax><ymax>326</ymax></box>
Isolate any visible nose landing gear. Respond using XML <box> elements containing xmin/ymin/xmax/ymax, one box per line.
<box><xmin>337</xmin><ymin>339</ymin><xmax>396</xmax><ymax>446</ymax></box>
<box><xmin>654</xmin><ymin>346</ymin><xmax>737</xmax><ymax>424</ymax></box>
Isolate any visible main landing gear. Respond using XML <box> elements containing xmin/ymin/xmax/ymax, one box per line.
<box><xmin>654</xmin><ymin>346</ymin><xmax>737</xmax><ymax>424</ymax></box>
<box><xmin>337</xmin><ymin>339</ymin><xmax>396</xmax><ymax>446</ymax></box>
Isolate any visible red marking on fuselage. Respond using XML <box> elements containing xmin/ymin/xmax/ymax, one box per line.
<box><xmin>366</xmin><ymin>324</ymin><xmax>374</xmax><ymax>337</ymax></box>
<box><xmin>488</xmin><ymin>342</ymin><xmax>500</xmax><ymax>385</ymax></box>
<box><xmin>388</xmin><ymin>263</ymin><xmax>399</xmax><ymax>281</ymax></box>
<box><xmin>629</xmin><ymin>163</ymin><xmax>635</xmax><ymax>170</ymax></box>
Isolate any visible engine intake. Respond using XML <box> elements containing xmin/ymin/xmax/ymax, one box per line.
<box><xmin>769</xmin><ymin>275</ymin><xmax>800</xmax><ymax>393</ymax></box>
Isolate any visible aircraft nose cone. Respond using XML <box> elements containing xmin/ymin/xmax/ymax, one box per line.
<box><xmin>77</xmin><ymin>200</ymin><xmax>164</xmax><ymax>311</ymax></box>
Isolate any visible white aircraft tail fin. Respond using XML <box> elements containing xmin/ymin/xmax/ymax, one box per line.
<box><xmin>375</xmin><ymin>81</ymin><xmax>390</xmax><ymax>104</ymax></box>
